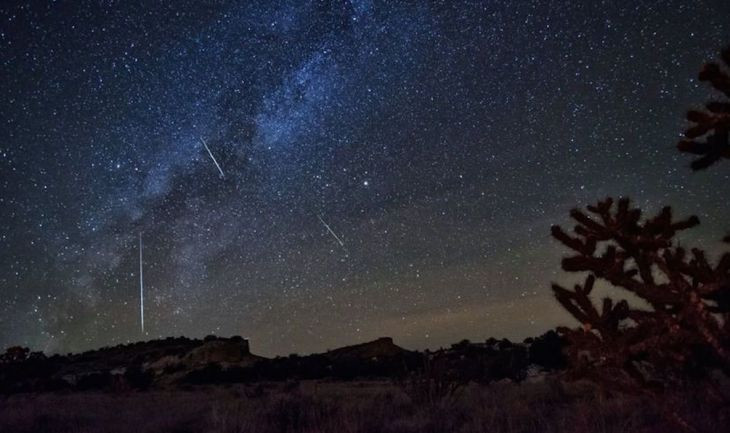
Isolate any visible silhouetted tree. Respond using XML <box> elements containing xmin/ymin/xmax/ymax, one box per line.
<box><xmin>551</xmin><ymin>198</ymin><xmax>730</xmax><ymax>390</ymax></box>
<box><xmin>0</xmin><ymin>346</ymin><xmax>29</xmax><ymax>363</ymax></box>
<box><xmin>678</xmin><ymin>46</ymin><xmax>730</xmax><ymax>170</ymax></box>
<box><xmin>528</xmin><ymin>330</ymin><xmax>566</xmax><ymax>370</ymax></box>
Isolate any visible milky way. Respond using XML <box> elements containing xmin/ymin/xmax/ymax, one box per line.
<box><xmin>2</xmin><ymin>1</ymin><xmax>730</xmax><ymax>356</ymax></box>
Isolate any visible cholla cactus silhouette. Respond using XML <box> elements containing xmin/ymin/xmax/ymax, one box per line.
<box><xmin>551</xmin><ymin>198</ymin><xmax>730</xmax><ymax>390</ymax></box>
<box><xmin>678</xmin><ymin>46</ymin><xmax>730</xmax><ymax>170</ymax></box>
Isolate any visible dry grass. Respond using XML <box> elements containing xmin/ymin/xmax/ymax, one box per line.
<box><xmin>0</xmin><ymin>378</ymin><xmax>725</xmax><ymax>433</ymax></box>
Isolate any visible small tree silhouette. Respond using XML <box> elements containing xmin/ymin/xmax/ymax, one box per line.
<box><xmin>678</xmin><ymin>46</ymin><xmax>730</xmax><ymax>170</ymax></box>
<box><xmin>0</xmin><ymin>346</ymin><xmax>30</xmax><ymax>363</ymax></box>
<box><xmin>551</xmin><ymin>198</ymin><xmax>729</xmax><ymax>390</ymax></box>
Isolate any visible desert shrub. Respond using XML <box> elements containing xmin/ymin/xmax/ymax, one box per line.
<box><xmin>677</xmin><ymin>46</ymin><xmax>730</xmax><ymax>170</ymax></box>
<box><xmin>0</xmin><ymin>346</ymin><xmax>30</xmax><ymax>363</ymax></box>
<box><xmin>528</xmin><ymin>331</ymin><xmax>566</xmax><ymax>370</ymax></box>
<box><xmin>551</xmin><ymin>198</ymin><xmax>729</xmax><ymax>391</ymax></box>
<box><xmin>124</xmin><ymin>366</ymin><xmax>153</xmax><ymax>390</ymax></box>
<box><xmin>551</xmin><ymin>47</ymin><xmax>730</xmax><ymax>395</ymax></box>
<box><xmin>398</xmin><ymin>355</ymin><xmax>464</xmax><ymax>407</ymax></box>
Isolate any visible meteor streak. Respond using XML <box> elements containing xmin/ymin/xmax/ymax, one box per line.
<box><xmin>200</xmin><ymin>137</ymin><xmax>225</xmax><ymax>178</ymax></box>
<box><xmin>139</xmin><ymin>232</ymin><xmax>145</xmax><ymax>335</ymax></box>
<box><xmin>317</xmin><ymin>214</ymin><xmax>346</xmax><ymax>249</ymax></box>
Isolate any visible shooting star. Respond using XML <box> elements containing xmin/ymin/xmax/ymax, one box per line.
<box><xmin>139</xmin><ymin>232</ymin><xmax>145</xmax><ymax>335</ymax></box>
<box><xmin>317</xmin><ymin>214</ymin><xmax>346</xmax><ymax>250</ymax></box>
<box><xmin>200</xmin><ymin>137</ymin><xmax>225</xmax><ymax>179</ymax></box>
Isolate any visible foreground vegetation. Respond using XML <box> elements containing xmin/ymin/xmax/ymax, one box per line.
<box><xmin>0</xmin><ymin>378</ymin><xmax>727</xmax><ymax>433</ymax></box>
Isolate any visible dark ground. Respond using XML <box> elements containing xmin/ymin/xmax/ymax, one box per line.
<box><xmin>0</xmin><ymin>378</ymin><xmax>726</xmax><ymax>433</ymax></box>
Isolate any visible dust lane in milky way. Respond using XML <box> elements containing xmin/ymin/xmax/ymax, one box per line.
<box><xmin>1</xmin><ymin>1</ymin><xmax>730</xmax><ymax>356</ymax></box>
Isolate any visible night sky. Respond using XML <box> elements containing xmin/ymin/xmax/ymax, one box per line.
<box><xmin>2</xmin><ymin>1</ymin><xmax>730</xmax><ymax>357</ymax></box>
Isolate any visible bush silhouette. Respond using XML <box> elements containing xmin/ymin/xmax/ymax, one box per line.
<box><xmin>528</xmin><ymin>331</ymin><xmax>566</xmax><ymax>370</ymax></box>
<box><xmin>0</xmin><ymin>346</ymin><xmax>29</xmax><ymax>363</ymax></box>
<box><xmin>678</xmin><ymin>46</ymin><xmax>730</xmax><ymax>170</ymax></box>
<box><xmin>551</xmin><ymin>198</ymin><xmax>729</xmax><ymax>390</ymax></box>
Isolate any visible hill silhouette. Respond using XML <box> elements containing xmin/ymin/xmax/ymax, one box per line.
<box><xmin>0</xmin><ymin>333</ymin><xmax>565</xmax><ymax>393</ymax></box>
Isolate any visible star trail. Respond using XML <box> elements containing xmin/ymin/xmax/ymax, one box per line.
<box><xmin>2</xmin><ymin>1</ymin><xmax>730</xmax><ymax>356</ymax></box>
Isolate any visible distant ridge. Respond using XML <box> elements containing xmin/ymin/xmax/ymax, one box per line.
<box><xmin>0</xmin><ymin>332</ymin><xmax>566</xmax><ymax>393</ymax></box>
<box><xmin>325</xmin><ymin>337</ymin><xmax>409</xmax><ymax>360</ymax></box>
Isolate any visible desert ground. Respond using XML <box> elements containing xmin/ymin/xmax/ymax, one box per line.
<box><xmin>1</xmin><ymin>378</ymin><xmax>726</xmax><ymax>433</ymax></box>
